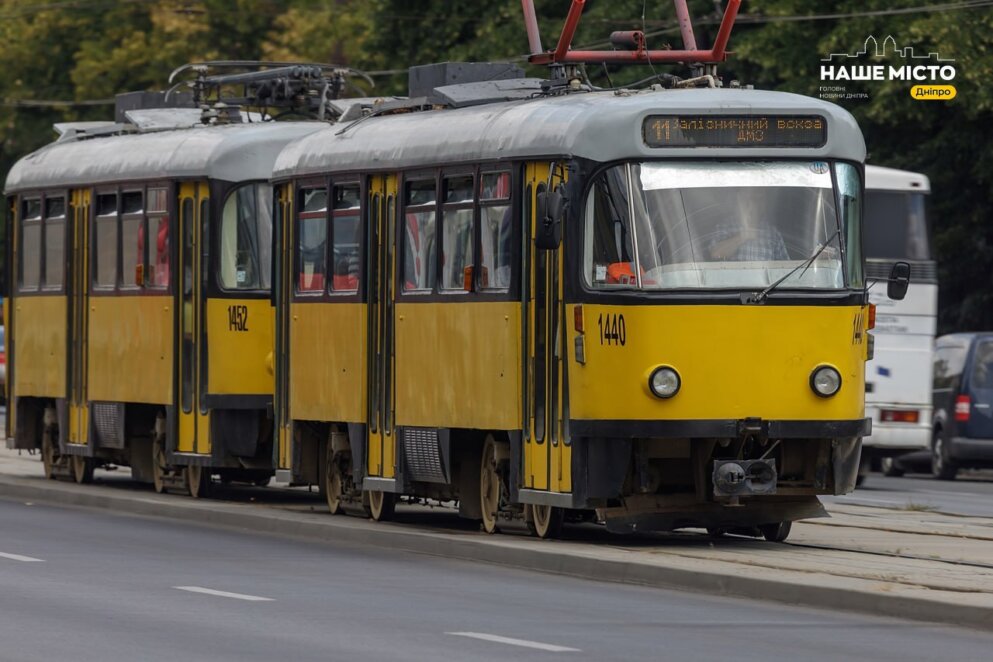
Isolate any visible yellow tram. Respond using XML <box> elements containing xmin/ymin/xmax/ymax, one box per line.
<box><xmin>4</xmin><ymin>91</ymin><xmax>321</xmax><ymax>495</ymax></box>
<box><xmin>270</xmin><ymin>60</ymin><xmax>901</xmax><ymax>540</ymax></box>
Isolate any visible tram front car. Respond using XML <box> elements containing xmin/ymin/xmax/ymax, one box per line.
<box><xmin>557</xmin><ymin>91</ymin><xmax>874</xmax><ymax>538</ymax></box>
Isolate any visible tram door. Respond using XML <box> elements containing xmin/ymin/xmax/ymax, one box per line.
<box><xmin>273</xmin><ymin>183</ymin><xmax>294</xmax><ymax>472</ymax></box>
<box><xmin>67</xmin><ymin>189</ymin><xmax>91</xmax><ymax>446</ymax></box>
<box><xmin>176</xmin><ymin>182</ymin><xmax>210</xmax><ymax>455</ymax></box>
<box><xmin>366</xmin><ymin>174</ymin><xmax>399</xmax><ymax>481</ymax></box>
<box><xmin>525</xmin><ymin>163</ymin><xmax>571</xmax><ymax>493</ymax></box>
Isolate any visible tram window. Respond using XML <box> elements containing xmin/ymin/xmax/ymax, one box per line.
<box><xmin>43</xmin><ymin>197</ymin><xmax>65</xmax><ymax>289</ymax></box>
<box><xmin>19</xmin><ymin>199</ymin><xmax>42</xmax><ymax>291</ymax></box>
<box><xmin>834</xmin><ymin>163</ymin><xmax>864</xmax><ymax>288</ymax></box>
<box><xmin>331</xmin><ymin>184</ymin><xmax>360</xmax><ymax>292</ymax></box>
<box><xmin>480</xmin><ymin>204</ymin><xmax>512</xmax><ymax>289</ymax></box>
<box><xmin>121</xmin><ymin>215</ymin><xmax>143</xmax><ymax>288</ymax></box>
<box><xmin>441</xmin><ymin>207</ymin><xmax>473</xmax><ymax>291</ymax></box>
<box><xmin>445</xmin><ymin>175</ymin><xmax>474</xmax><ymax>204</ymax></box>
<box><xmin>481</xmin><ymin>172</ymin><xmax>511</xmax><ymax>201</ymax></box>
<box><xmin>147</xmin><ymin>188</ymin><xmax>168</xmax><ymax>214</ymax></box>
<box><xmin>480</xmin><ymin>171</ymin><xmax>512</xmax><ymax>290</ymax></box>
<box><xmin>94</xmin><ymin>194</ymin><xmax>118</xmax><ymax>288</ymax></box>
<box><xmin>403</xmin><ymin>178</ymin><xmax>438</xmax><ymax>292</ymax></box>
<box><xmin>584</xmin><ymin>162</ymin><xmax>845</xmax><ymax>291</ymax></box>
<box><xmin>297</xmin><ymin>186</ymin><xmax>327</xmax><ymax>293</ymax></box>
<box><xmin>219</xmin><ymin>183</ymin><xmax>273</xmax><ymax>291</ymax></box>
<box><xmin>147</xmin><ymin>215</ymin><xmax>170</xmax><ymax>288</ymax></box>
<box><xmin>122</xmin><ymin>191</ymin><xmax>143</xmax><ymax>215</ymax></box>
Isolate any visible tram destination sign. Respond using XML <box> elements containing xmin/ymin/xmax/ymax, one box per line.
<box><xmin>643</xmin><ymin>115</ymin><xmax>827</xmax><ymax>148</ymax></box>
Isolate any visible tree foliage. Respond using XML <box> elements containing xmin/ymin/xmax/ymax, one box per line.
<box><xmin>0</xmin><ymin>0</ymin><xmax>989</xmax><ymax>330</ymax></box>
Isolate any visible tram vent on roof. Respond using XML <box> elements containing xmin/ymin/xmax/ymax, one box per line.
<box><xmin>408</xmin><ymin>62</ymin><xmax>537</xmax><ymax>107</ymax></box>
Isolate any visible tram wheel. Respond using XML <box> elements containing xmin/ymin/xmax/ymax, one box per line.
<box><xmin>151</xmin><ymin>437</ymin><xmax>168</xmax><ymax>494</ymax></box>
<box><xmin>480</xmin><ymin>436</ymin><xmax>502</xmax><ymax>534</ymax></box>
<box><xmin>365</xmin><ymin>490</ymin><xmax>396</xmax><ymax>522</ymax></box>
<box><xmin>186</xmin><ymin>464</ymin><xmax>211</xmax><ymax>499</ymax></box>
<box><xmin>527</xmin><ymin>504</ymin><xmax>564</xmax><ymax>539</ymax></box>
<box><xmin>759</xmin><ymin>521</ymin><xmax>792</xmax><ymax>543</ymax></box>
<box><xmin>324</xmin><ymin>447</ymin><xmax>344</xmax><ymax>515</ymax></box>
<box><xmin>42</xmin><ymin>427</ymin><xmax>59</xmax><ymax>480</ymax></box>
<box><xmin>71</xmin><ymin>455</ymin><xmax>94</xmax><ymax>485</ymax></box>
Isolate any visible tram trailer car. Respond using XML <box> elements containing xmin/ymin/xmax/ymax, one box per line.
<box><xmin>272</xmin><ymin>66</ymin><xmax>902</xmax><ymax>540</ymax></box>
<box><xmin>4</xmin><ymin>98</ymin><xmax>322</xmax><ymax>495</ymax></box>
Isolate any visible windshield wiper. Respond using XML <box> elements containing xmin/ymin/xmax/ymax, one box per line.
<box><xmin>747</xmin><ymin>229</ymin><xmax>842</xmax><ymax>304</ymax></box>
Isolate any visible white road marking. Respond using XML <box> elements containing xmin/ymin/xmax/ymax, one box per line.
<box><xmin>446</xmin><ymin>632</ymin><xmax>580</xmax><ymax>652</ymax></box>
<box><xmin>173</xmin><ymin>586</ymin><xmax>273</xmax><ymax>602</ymax></box>
<box><xmin>0</xmin><ymin>552</ymin><xmax>45</xmax><ymax>562</ymax></box>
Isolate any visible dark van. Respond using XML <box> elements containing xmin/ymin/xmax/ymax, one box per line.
<box><xmin>931</xmin><ymin>333</ymin><xmax>993</xmax><ymax>479</ymax></box>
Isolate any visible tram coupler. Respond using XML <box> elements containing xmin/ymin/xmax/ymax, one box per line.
<box><xmin>713</xmin><ymin>459</ymin><xmax>777</xmax><ymax>498</ymax></box>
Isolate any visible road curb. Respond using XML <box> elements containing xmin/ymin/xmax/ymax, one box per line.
<box><xmin>2</xmin><ymin>474</ymin><xmax>991</xmax><ymax>630</ymax></box>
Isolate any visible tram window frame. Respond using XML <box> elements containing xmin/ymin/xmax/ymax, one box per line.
<box><xmin>478</xmin><ymin>171</ymin><xmax>513</xmax><ymax>292</ymax></box>
<box><xmin>18</xmin><ymin>196</ymin><xmax>42</xmax><ymax>292</ymax></box>
<box><xmin>439</xmin><ymin>172</ymin><xmax>475</xmax><ymax>293</ymax></box>
<box><xmin>92</xmin><ymin>191</ymin><xmax>119</xmax><ymax>290</ymax></box>
<box><xmin>218</xmin><ymin>182</ymin><xmax>274</xmax><ymax>293</ymax></box>
<box><xmin>145</xmin><ymin>186</ymin><xmax>171</xmax><ymax>291</ymax></box>
<box><xmin>330</xmin><ymin>181</ymin><xmax>362</xmax><ymax>294</ymax></box>
<box><xmin>401</xmin><ymin>176</ymin><xmax>439</xmax><ymax>294</ymax></box>
<box><xmin>42</xmin><ymin>194</ymin><xmax>66</xmax><ymax>292</ymax></box>
<box><xmin>120</xmin><ymin>190</ymin><xmax>144</xmax><ymax>290</ymax></box>
<box><xmin>295</xmin><ymin>181</ymin><xmax>329</xmax><ymax>296</ymax></box>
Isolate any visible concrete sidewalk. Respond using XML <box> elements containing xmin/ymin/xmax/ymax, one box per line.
<box><xmin>2</xmin><ymin>446</ymin><xmax>993</xmax><ymax>630</ymax></box>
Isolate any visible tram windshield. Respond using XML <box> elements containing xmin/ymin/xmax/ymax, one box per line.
<box><xmin>584</xmin><ymin>161</ymin><xmax>861</xmax><ymax>291</ymax></box>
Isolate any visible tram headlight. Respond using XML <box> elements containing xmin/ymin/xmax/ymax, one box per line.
<box><xmin>649</xmin><ymin>366</ymin><xmax>681</xmax><ymax>399</ymax></box>
<box><xmin>810</xmin><ymin>365</ymin><xmax>842</xmax><ymax>398</ymax></box>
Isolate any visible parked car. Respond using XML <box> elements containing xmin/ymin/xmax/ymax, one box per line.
<box><xmin>931</xmin><ymin>333</ymin><xmax>993</xmax><ymax>479</ymax></box>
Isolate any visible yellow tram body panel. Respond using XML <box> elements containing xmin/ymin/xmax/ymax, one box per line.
<box><xmin>12</xmin><ymin>296</ymin><xmax>67</xmax><ymax>398</ymax></box>
<box><xmin>206</xmin><ymin>298</ymin><xmax>275</xmax><ymax>395</ymax></box>
<box><xmin>394</xmin><ymin>301</ymin><xmax>521</xmax><ymax>430</ymax></box>
<box><xmin>570</xmin><ymin>304</ymin><xmax>868</xmax><ymax>423</ymax></box>
<box><xmin>87</xmin><ymin>296</ymin><xmax>172</xmax><ymax>404</ymax></box>
<box><xmin>288</xmin><ymin>302</ymin><xmax>366</xmax><ymax>423</ymax></box>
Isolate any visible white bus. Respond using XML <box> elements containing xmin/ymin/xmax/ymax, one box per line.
<box><xmin>860</xmin><ymin>165</ymin><xmax>937</xmax><ymax>480</ymax></box>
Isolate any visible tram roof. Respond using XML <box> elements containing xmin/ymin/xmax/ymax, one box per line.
<box><xmin>273</xmin><ymin>88</ymin><xmax>866</xmax><ymax>179</ymax></box>
<box><xmin>5</xmin><ymin>120</ymin><xmax>323</xmax><ymax>194</ymax></box>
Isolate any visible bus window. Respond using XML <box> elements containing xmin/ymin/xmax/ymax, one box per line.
<box><xmin>331</xmin><ymin>184</ymin><xmax>360</xmax><ymax>292</ymax></box>
<box><xmin>863</xmin><ymin>190</ymin><xmax>930</xmax><ymax>261</ymax></box>
<box><xmin>297</xmin><ymin>186</ymin><xmax>327</xmax><ymax>293</ymax></box>
<box><xmin>219</xmin><ymin>183</ymin><xmax>273</xmax><ymax>291</ymax></box>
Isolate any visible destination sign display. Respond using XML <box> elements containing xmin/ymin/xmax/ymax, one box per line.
<box><xmin>643</xmin><ymin>115</ymin><xmax>827</xmax><ymax>148</ymax></box>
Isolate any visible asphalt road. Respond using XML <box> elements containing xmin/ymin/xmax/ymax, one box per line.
<box><xmin>830</xmin><ymin>468</ymin><xmax>993</xmax><ymax>517</ymax></box>
<box><xmin>3</xmin><ymin>499</ymin><xmax>993</xmax><ymax>662</ymax></box>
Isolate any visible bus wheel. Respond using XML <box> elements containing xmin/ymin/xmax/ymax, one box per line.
<box><xmin>41</xmin><ymin>426</ymin><xmax>59</xmax><ymax>480</ymax></box>
<box><xmin>71</xmin><ymin>455</ymin><xmax>94</xmax><ymax>485</ymax></box>
<box><xmin>527</xmin><ymin>504</ymin><xmax>564</xmax><ymax>539</ymax></box>
<box><xmin>759</xmin><ymin>521</ymin><xmax>792</xmax><ymax>543</ymax></box>
<box><xmin>480</xmin><ymin>436</ymin><xmax>502</xmax><ymax>534</ymax></box>
<box><xmin>325</xmin><ymin>446</ymin><xmax>344</xmax><ymax>515</ymax></box>
<box><xmin>186</xmin><ymin>465</ymin><xmax>211</xmax><ymax>499</ymax></box>
<box><xmin>365</xmin><ymin>490</ymin><xmax>396</xmax><ymax>522</ymax></box>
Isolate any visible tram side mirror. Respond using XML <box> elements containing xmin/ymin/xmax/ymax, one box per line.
<box><xmin>535</xmin><ymin>190</ymin><xmax>565</xmax><ymax>250</ymax></box>
<box><xmin>887</xmin><ymin>261</ymin><xmax>911</xmax><ymax>301</ymax></box>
